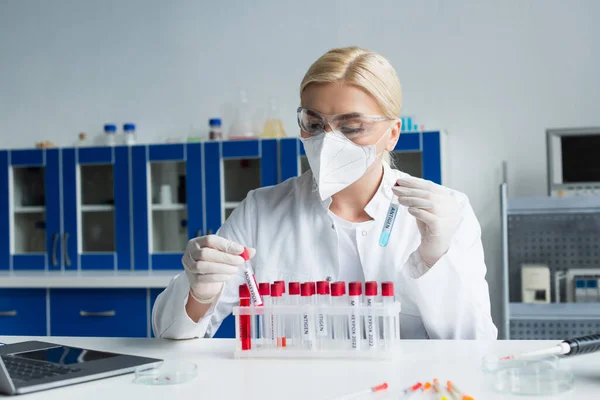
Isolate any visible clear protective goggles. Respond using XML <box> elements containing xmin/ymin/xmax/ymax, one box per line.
<box><xmin>297</xmin><ymin>107</ymin><xmax>393</xmax><ymax>140</ymax></box>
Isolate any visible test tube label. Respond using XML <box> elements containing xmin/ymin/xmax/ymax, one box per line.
<box><xmin>317</xmin><ymin>308</ymin><xmax>328</xmax><ymax>337</ymax></box>
<box><xmin>366</xmin><ymin>297</ymin><xmax>377</xmax><ymax>348</ymax></box>
<box><xmin>350</xmin><ymin>298</ymin><xmax>360</xmax><ymax>349</ymax></box>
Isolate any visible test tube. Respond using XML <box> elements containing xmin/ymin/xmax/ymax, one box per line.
<box><xmin>364</xmin><ymin>281</ymin><xmax>378</xmax><ymax>349</ymax></box>
<box><xmin>288</xmin><ymin>282</ymin><xmax>301</xmax><ymax>347</ymax></box>
<box><xmin>271</xmin><ymin>283</ymin><xmax>285</xmax><ymax>347</ymax></box>
<box><xmin>381</xmin><ymin>281</ymin><xmax>395</xmax><ymax>347</ymax></box>
<box><xmin>348</xmin><ymin>282</ymin><xmax>362</xmax><ymax>350</ymax></box>
<box><xmin>258</xmin><ymin>282</ymin><xmax>271</xmax><ymax>348</ymax></box>
<box><xmin>239</xmin><ymin>284</ymin><xmax>252</xmax><ymax>351</ymax></box>
<box><xmin>316</xmin><ymin>281</ymin><xmax>331</xmax><ymax>349</ymax></box>
<box><xmin>274</xmin><ymin>280</ymin><xmax>286</xmax><ymax>299</ymax></box>
<box><xmin>331</xmin><ymin>282</ymin><xmax>347</xmax><ymax>348</ymax></box>
<box><xmin>240</xmin><ymin>248</ymin><xmax>262</xmax><ymax>306</ymax></box>
<box><xmin>300</xmin><ymin>282</ymin><xmax>315</xmax><ymax>350</ymax></box>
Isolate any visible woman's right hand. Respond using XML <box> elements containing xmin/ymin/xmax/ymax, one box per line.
<box><xmin>182</xmin><ymin>235</ymin><xmax>256</xmax><ymax>304</ymax></box>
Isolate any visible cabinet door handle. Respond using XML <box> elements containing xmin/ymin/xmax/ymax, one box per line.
<box><xmin>0</xmin><ymin>310</ymin><xmax>17</xmax><ymax>317</ymax></box>
<box><xmin>63</xmin><ymin>232</ymin><xmax>71</xmax><ymax>267</ymax></box>
<box><xmin>196</xmin><ymin>229</ymin><xmax>202</xmax><ymax>237</ymax></box>
<box><xmin>79</xmin><ymin>310</ymin><xmax>116</xmax><ymax>317</ymax></box>
<box><xmin>51</xmin><ymin>232</ymin><xmax>59</xmax><ymax>266</ymax></box>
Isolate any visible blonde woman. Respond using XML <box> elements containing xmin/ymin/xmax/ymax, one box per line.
<box><xmin>153</xmin><ymin>47</ymin><xmax>497</xmax><ymax>340</ymax></box>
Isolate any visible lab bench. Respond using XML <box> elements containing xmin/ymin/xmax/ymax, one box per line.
<box><xmin>0</xmin><ymin>133</ymin><xmax>444</xmax><ymax>338</ymax></box>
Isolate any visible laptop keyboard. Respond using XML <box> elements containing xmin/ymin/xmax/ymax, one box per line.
<box><xmin>2</xmin><ymin>355</ymin><xmax>82</xmax><ymax>382</ymax></box>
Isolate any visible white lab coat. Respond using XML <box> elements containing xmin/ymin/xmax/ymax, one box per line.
<box><xmin>152</xmin><ymin>163</ymin><xmax>498</xmax><ymax>340</ymax></box>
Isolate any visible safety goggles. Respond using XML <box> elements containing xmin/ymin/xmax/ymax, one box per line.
<box><xmin>297</xmin><ymin>107</ymin><xmax>392</xmax><ymax>140</ymax></box>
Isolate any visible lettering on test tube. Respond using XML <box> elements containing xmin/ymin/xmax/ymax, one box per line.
<box><xmin>271</xmin><ymin>283</ymin><xmax>286</xmax><ymax>347</ymax></box>
<box><xmin>381</xmin><ymin>282</ymin><xmax>395</xmax><ymax>346</ymax></box>
<box><xmin>379</xmin><ymin>196</ymin><xmax>399</xmax><ymax>247</ymax></box>
<box><xmin>240</xmin><ymin>248</ymin><xmax>262</xmax><ymax>306</ymax></box>
<box><xmin>239</xmin><ymin>284</ymin><xmax>252</xmax><ymax>351</ymax></box>
<box><xmin>258</xmin><ymin>283</ymin><xmax>271</xmax><ymax>347</ymax></box>
<box><xmin>316</xmin><ymin>281</ymin><xmax>331</xmax><ymax>348</ymax></box>
<box><xmin>348</xmin><ymin>282</ymin><xmax>362</xmax><ymax>350</ymax></box>
<box><xmin>300</xmin><ymin>283</ymin><xmax>315</xmax><ymax>350</ymax></box>
<box><xmin>365</xmin><ymin>281</ymin><xmax>378</xmax><ymax>349</ymax></box>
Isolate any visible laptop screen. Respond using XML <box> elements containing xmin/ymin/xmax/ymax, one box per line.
<box><xmin>13</xmin><ymin>346</ymin><xmax>119</xmax><ymax>365</ymax></box>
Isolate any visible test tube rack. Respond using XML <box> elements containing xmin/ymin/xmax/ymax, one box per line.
<box><xmin>232</xmin><ymin>302</ymin><xmax>402</xmax><ymax>359</ymax></box>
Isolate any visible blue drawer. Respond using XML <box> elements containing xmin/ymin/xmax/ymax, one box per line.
<box><xmin>0</xmin><ymin>289</ymin><xmax>47</xmax><ymax>336</ymax></box>
<box><xmin>50</xmin><ymin>289</ymin><xmax>147</xmax><ymax>338</ymax></box>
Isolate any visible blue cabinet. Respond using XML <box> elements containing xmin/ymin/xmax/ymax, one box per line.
<box><xmin>50</xmin><ymin>289</ymin><xmax>147</xmax><ymax>337</ymax></box>
<box><xmin>0</xmin><ymin>289</ymin><xmax>47</xmax><ymax>336</ymax></box>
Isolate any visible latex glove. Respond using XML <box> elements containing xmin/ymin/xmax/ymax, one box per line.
<box><xmin>182</xmin><ymin>235</ymin><xmax>256</xmax><ymax>303</ymax></box>
<box><xmin>392</xmin><ymin>176</ymin><xmax>460</xmax><ymax>267</ymax></box>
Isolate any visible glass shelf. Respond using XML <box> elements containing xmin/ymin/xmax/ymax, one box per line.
<box><xmin>152</xmin><ymin>203</ymin><xmax>186</xmax><ymax>211</ymax></box>
<box><xmin>223</xmin><ymin>159</ymin><xmax>261</xmax><ymax>203</ymax></box>
<box><xmin>81</xmin><ymin>211</ymin><xmax>115</xmax><ymax>252</ymax></box>
<box><xmin>391</xmin><ymin>151</ymin><xmax>422</xmax><ymax>178</ymax></box>
<box><xmin>152</xmin><ymin>209</ymin><xmax>188</xmax><ymax>252</ymax></box>
<box><xmin>13</xmin><ymin>212</ymin><xmax>46</xmax><ymax>253</ymax></box>
<box><xmin>12</xmin><ymin>166</ymin><xmax>45</xmax><ymax>207</ymax></box>
<box><xmin>150</xmin><ymin>161</ymin><xmax>186</xmax><ymax>205</ymax></box>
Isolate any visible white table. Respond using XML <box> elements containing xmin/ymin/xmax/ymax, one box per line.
<box><xmin>1</xmin><ymin>337</ymin><xmax>600</xmax><ymax>400</ymax></box>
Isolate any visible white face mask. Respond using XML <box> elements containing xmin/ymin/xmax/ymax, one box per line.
<box><xmin>300</xmin><ymin>126</ymin><xmax>391</xmax><ymax>201</ymax></box>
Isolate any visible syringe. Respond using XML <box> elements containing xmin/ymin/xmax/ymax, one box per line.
<box><xmin>499</xmin><ymin>333</ymin><xmax>600</xmax><ymax>361</ymax></box>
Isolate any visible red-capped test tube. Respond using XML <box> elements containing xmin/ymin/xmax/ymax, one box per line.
<box><xmin>365</xmin><ymin>281</ymin><xmax>378</xmax><ymax>349</ymax></box>
<box><xmin>381</xmin><ymin>281</ymin><xmax>395</xmax><ymax>346</ymax></box>
<box><xmin>288</xmin><ymin>282</ymin><xmax>301</xmax><ymax>345</ymax></box>
<box><xmin>300</xmin><ymin>282</ymin><xmax>315</xmax><ymax>350</ymax></box>
<box><xmin>348</xmin><ymin>282</ymin><xmax>362</xmax><ymax>350</ymax></box>
<box><xmin>271</xmin><ymin>283</ymin><xmax>285</xmax><ymax>348</ymax></box>
<box><xmin>240</xmin><ymin>248</ymin><xmax>262</xmax><ymax>306</ymax></box>
<box><xmin>316</xmin><ymin>281</ymin><xmax>331</xmax><ymax>348</ymax></box>
<box><xmin>331</xmin><ymin>282</ymin><xmax>347</xmax><ymax>346</ymax></box>
<box><xmin>239</xmin><ymin>284</ymin><xmax>252</xmax><ymax>351</ymax></box>
<box><xmin>258</xmin><ymin>283</ymin><xmax>271</xmax><ymax>347</ymax></box>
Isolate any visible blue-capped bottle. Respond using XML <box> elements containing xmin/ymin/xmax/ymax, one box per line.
<box><xmin>209</xmin><ymin>118</ymin><xmax>222</xmax><ymax>141</ymax></box>
<box><xmin>123</xmin><ymin>123</ymin><xmax>136</xmax><ymax>146</ymax></box>
<box><xmin>104</xmin><ymin>124</ymin><xmax>117</xmax><ymax>146</ymax></box>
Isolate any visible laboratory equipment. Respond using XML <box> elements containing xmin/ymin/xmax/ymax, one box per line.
<box><xmin>546</xmin><ymin>127</ymin><xmax>600</xmax><ymax>197</ymax></box>
<box><xmin>446</xmin><ymin>381</ymin><xmax>473</xmax><ymax>400</ymax></box>
<box><xmin>432</xmin><ymin>379</ymin><xmax>448</xmax><ymax>400</ymax></box>
<box><xmin>160</xmin><ymin>185</ymin><xmax>173</xmax><ymax>205</ymax></box>
<box><xmin>133</xmin><ymin>360</ymin><xmax>198</xmax><ymax>385</ymax></box>
<box><xmin>240</xmin><ymin>248</ymin><xmax>262</xmax><ymax>306</ymax></box>
<box><xmin>402</xmin><ymin>382</ymin><xmax>422</xmax><ymax>394</ymax></box>
<box><xmin>521</xmin><ymin>264</ymin><xmax>550</xmax><ymax>304</ymax></box>
<box><xmin>499</xmin><ymin>333</ymin><xmax>600</xmax><ymax>361</ymax></box>
<box><xmin>233</xmin><ymin>280</ymin><xmax>401</xmax><ymax>358</ymax></box>
<box><xmin>104</xmin><ymin>124</ymin><xmax>116</xmax><ymax>146</ymax></box>
<box><xmin>271</xmin><ymin>283</ymin><xmax>285</xmax><ymax>347</ymax></box>
<box><xmin>208</xmin><ymin>118</ymin><xmax>222</xmax><ymax>141</ymax></box>
<box><xmin>379</xmin><ymin>189</ymin><xmax>399</xmax><ymax>247</ymax></box>
<box><xmin>262</xmin><ymin>98</ymin><xmax>286</xmax><ymax>138</ymax></box>
<box><xmin>228</xmin><ymin>89</ymin><xmax>256</xmax><ymax>139</ymax></box>
<box><xmin>381</xmin><ymin>281</ymin><xmax>396</xmax><ymax>347</ymax></box>
<box><xmin>364</xmin><ymin>281</ymin><xmax>378</xmax><ymax>349</ymax></box>
<box><xmin>258</xmin><ymin>283</ymin><xmax>272</xmax><ymax>348</ymax></box>
<box><xmin>333</xmin><ymin>382</ymin><xmax>388</xmax><ymax>400</ymax></box>
<box><xmin>301</xmin><ymin>282</ymin><xmax>315</xmax><ymax>350</ymax></box>
<box><xmin>238</xmin><ymin>284</ymin><xmax>252</xmax><ymax>351</ymax></box>
<box><xmin>316</xmin><ymin>280</ymin><xmax>330</xmax><ymax>349</ymax></box>
<box><xmin>123</xmin><ymin>123</ymin><xmax>136</xmax><ymax>146</ymax></box>
<box><xmin>348</xmin><ymin>282</ymin><xmax>362</xmax><ymax>350</ymax></box>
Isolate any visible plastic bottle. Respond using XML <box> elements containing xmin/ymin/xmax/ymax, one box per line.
<box><xmin>208</xmin><ymin>118</ymin><xmax>223</xmax><ymax>141</ymax></box>
<box><xmin>123</xmin><ymin>123</ymin><xmax>136</xmax><ymax>146</ymax></box>
<box><xmin>228</xmin><ymin>89</ymin><xmax>256</xmax><ymax>140</ymax></box>
<box><xmin>104</xmin><ymin>124</ymin><xmax>117</xmax><ymax>146</ymax></box>
<box><xmin>262</xmin><ymin>98</ymin><xmax>286</xmax><ymax>138</ymax></box>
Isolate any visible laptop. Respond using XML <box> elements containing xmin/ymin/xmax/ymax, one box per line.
<box><xmin>0</xmin><ymin>340</ymin><xmax>162</xmax><ymax>395</ymax></box>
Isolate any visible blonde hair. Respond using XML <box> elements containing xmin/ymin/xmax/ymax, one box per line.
<box><xmin>300</xmin><ymin>47</ymin><xmax>402</xmax><ymax>164</ymax></box>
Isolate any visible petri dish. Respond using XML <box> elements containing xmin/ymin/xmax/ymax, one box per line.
<box><xmin>481</xmin><ymin>354</ymin><xmax>574</xmax><ymax>396</ymax></box>
<box><xmin>133</xmin><ymin>360</ymin><xmax>198</xmax><ymax>386</ymax></box>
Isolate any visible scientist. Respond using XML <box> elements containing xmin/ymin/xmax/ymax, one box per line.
<box><xmin>153</xmin><ymin>47</ymin><xmax>497</xmax><ymax>340</ymax></box>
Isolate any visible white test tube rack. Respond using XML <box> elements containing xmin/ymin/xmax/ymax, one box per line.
<box><xmin>232</xmin><ymin>302</ymin><xmax>402</xmax><ymax>359</ymax></box>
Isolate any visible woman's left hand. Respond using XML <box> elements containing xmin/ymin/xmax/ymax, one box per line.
<box><xmin>392</xmin><ymin>176</ymin><xmax>460</xmax><ymax>267</ymax></box>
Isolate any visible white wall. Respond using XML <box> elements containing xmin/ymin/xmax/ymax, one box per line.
<box><xmin>2</xmin><ymin>0</ymin><xmax>600</xmax><ymax>335</ymax></box>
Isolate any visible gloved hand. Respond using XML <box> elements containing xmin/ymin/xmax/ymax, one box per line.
<box><xmin>392</xmin><ymin>176</ymin><xmax>460</xmax><ymax>267</ymax></box>
<box><xmin>182</xmin><ymin>235</ymin><xmax>256</xmax><ymax>303</ymax></box>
